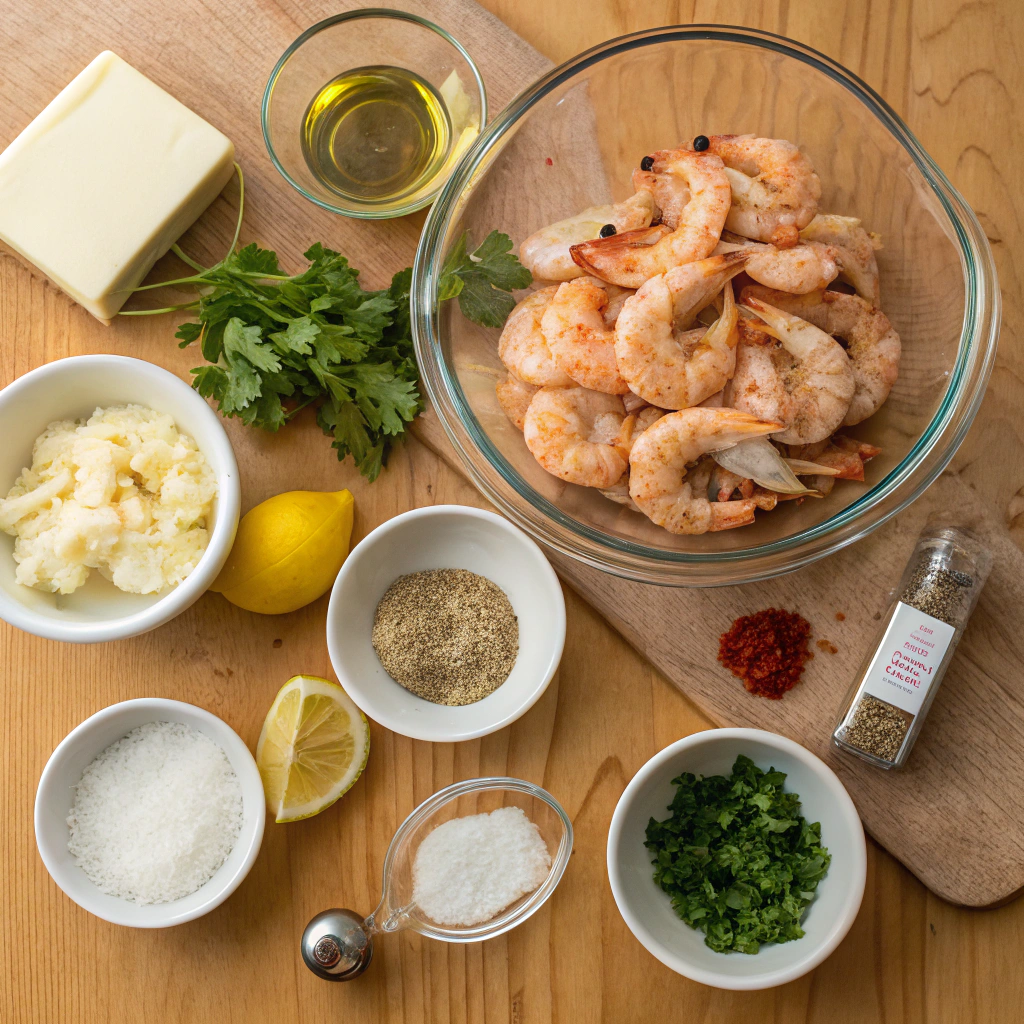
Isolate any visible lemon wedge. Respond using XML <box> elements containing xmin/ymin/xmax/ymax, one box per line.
<box><xmin>256</xmin><ymin>675</ymin><xmax>369</xmax><ymax>823</ymax></box>
<box><xmin>210</xmin><ymin>489</ymin><xmax>354</xmax><ymax>615</ymax></box>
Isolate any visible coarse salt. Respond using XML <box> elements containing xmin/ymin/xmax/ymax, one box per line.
<box><xmin>411</xmin><ymin>806</ymin><xmax>552</xmax><ymax>927</ymax></box>
<box><xmin>67</xmin><ymin>721</ymin><xmax>243</xmax><ymax>904</ymax></box>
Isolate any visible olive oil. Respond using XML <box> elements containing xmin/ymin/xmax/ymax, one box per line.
<box><xmin>301</xmin><ymin>65</ymin><xmax>452</xmax><ymax>205</ymax></box>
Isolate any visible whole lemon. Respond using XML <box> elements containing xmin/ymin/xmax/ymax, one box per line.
<box><xmin>210</xmin><ymin>489</ymin><xmax>354</xmax><ymax>614</ymax></box>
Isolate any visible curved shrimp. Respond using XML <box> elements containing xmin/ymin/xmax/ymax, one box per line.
<box><xmin>519</xmin><ymin>191</ymin><xmax>656</xmax><ymax>282</ymax></box>
<box><xmin>715</xmin><ymin>232</ymin><xmax>840</xmax><ymax>293</ymax></box>
<box><xmin>569</xmin><ymin>149</ymin><xmax>731</xmax><ymax>287</ymax></box>
<box><xmin>523</xmin><ymin>387</ymin><xmax>628</xmax><ymax>488</ymax></box>
<box><xmin>495</xmin><ymin>373</ymin><xmax>539</xmax><ymax>431</ymax></box>
<box><xmin>727</xmin><ymin>296</ymin><xmax>855</xmax><ymax>444</ymax></box>
<box><xmin>702</xmin><ymin>134</ymin><xmax>821</xmax><ymax>248</ymax></box>
<box><xmin>614</xmin><ymin>253</ymin><xmax>750</xmax><ymax>408</ymax></box>
<box><xmin>498</xmin><ymin>287</ymin><xmax>574</xmax><ymax>387</ymax></box>
<box><xmin>540</xmin><ymin>277</ymin><xmax>632</xmax><ymax>394</ymax></box>
<box><xmin>799</xmin><ymin>214</ymin><xmax>881</xmax><ymax>305</ymax></box>
<box><xmin>741</xmin><ymin>286</ymin><xmax>900</xmax><ymax>425</ymax></box>
<box><xmin>627</xmin><ymin>408</ymin><xmax>782</xmax><ymax>534</ymax></box>
<box><xmin>631</xmin><ymin>167</ymin><xmax>691</xmax><ymax>229</ymax></box>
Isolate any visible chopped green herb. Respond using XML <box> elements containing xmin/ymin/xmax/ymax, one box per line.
<box><xmin>644</xmin><ymin>754</ymin><xmax>831</xmax><ymax>955</ymax></box>
<box><xmin>122</xmin><ymin>165</ymin><xmax>529</xmax><ymax>480</ymax></box>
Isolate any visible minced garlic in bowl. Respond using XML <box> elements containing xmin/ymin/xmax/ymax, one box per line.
<box><xmin>0</xmin><ymin>404</ymin><xmax>217</xmax><ymax>595</ymax></box>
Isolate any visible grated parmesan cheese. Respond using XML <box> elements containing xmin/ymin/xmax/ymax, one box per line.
<box><xmin>411</xmin><ymin>806</ymin><xmax>552</xmax><ymax>927</ymax></box>
<box><xmin>67</xmin><ymin>721</ymin><xmax>244</xmax><ymax>905</ymax></box>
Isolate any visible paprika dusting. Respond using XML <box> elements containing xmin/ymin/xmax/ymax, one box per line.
<box><xmin>718</xmin><ymin>608</ymin><xmax>811</xmax><ymax>699</ymax></box>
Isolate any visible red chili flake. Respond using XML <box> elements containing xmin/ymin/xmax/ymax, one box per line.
<box><xmin>718</xmin><ymin>608</ymin><xmax>811</xmax><ymax>699</ymax></box>
<box><xmin>835</xmin><ymin>611</ymin><xmax>846</xmax><ymax>622</ymax></box>
<box><xmin>545</xmin><ymin>157</ymin><xmax>553</xmax><ymax>166</ymax></box>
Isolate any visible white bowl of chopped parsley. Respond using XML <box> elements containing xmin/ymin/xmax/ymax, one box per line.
<box><xmin>607</xmin><ymin>728</ymin><xmax>865</xmax><ymax>990</ymax></box>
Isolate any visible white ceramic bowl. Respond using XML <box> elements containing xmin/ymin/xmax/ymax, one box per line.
<box><xmin>326</xmin><ymin>505</ymin><xmax>565</xmax><ymax>742</ymax></box>
<box><xmin>607</xmin><ymin>728</ymin><xmax>866</xmax><ymax>990</ymax></box>
<box><xmin>0</xmin><ymin>355</ymin><xmax>240</xmax><ymax>642</ymax></box>
<box><xmin>35</xmin><ymin>698</ymin><xmax>266</xmax><ymax>928</ymax></box>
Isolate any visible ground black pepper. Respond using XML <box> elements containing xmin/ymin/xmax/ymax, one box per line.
<box><xmin>372</xmin><ymin>569</ymin><xmax>518</xmax><ymax>706</ymax></box>
<box><xmin>833</xmin><ymin>526</ymin><xmax>991</xmax><ymax>768</ymax></box>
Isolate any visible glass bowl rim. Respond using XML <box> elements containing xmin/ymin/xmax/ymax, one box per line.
<box><xmin>375</xmin><ymin>776</ymin><xmax>573</xmax><ymax>943</ymax></box>
<box><xmin>412</xmin><ymin>24</ymin><xmax>999</xmax><ymax>585</ymax></box>
<box><xmin>261</xmin><ymin>7</ymin><xmax>488</xmax><ymax>220</ymax></box>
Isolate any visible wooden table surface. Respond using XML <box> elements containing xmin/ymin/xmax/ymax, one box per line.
<box><xmin>2</xmin><ymin>1</ymin><xmax>1022</xmax><ymax>1022</ymax></box>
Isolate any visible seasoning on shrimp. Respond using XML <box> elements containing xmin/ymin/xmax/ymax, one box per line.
<box><xmin>613</xmin><ymin>254</ymin><xmax>749</xmax><ymax>409</ymax></box>
<box><xmin>714</xmin><ymin>233</ymin><xmax>841</xmax><ymax>293</ymax></box>
<box><xmin>700</xmin><ymin>134</ymin><xmax>821</xmax><ymax>248</ymax></box>
<box><xmin>495</xmin><ymin>373</ymin><xmax>538</xmax><ymax>431</ymax></box>
<box><xmin>542</xmin><ymin>277</ymin><xmax>632</xmax><ymax>394</ymax></box>
<box><xmin>718</xmin><ymin>608</ymin><xmax>812</xmax><ymax>699</ymax></box>
<box><xmin>799</xmin><ymin>214</ymin><xmax>881</xmax><ymax>304</ymax></box>
<box><xmin>523</xmin><ymin>386</ymin><xmax>628</xmax><ymax>488</ymax></box>
<box><xmin>519</xmin><ymin>191</ymin><xmax>655</xmax><ymax>282</ymax></box>
<box><xmin>627</xmin><ymin>407</ymin><xmax>781</xmax><ymax>534</ymax></box>
<box><xmin>498</xmin><ymin>287</ymin><xmax>573</xmax><ymax>387</ymax></box>
<box><xmin>726</xmin><ymin>295</ymin><xmax>855</xmax><ymax>444</ymax></box>
<box><xmin>741</xmin><ymin>287</ymin><xmax>900</xmax><ymax>425</ymax></box>
<box><xmin>571</xmin><ymin>148</ymin><xmax>732</xmax><ymax>286</ymax></box>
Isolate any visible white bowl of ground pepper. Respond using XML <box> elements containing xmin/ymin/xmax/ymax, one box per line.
<box><xmin>326</xmin><ymin>505</ymin><xmax>565</xmax><ymax>742</ymax></box>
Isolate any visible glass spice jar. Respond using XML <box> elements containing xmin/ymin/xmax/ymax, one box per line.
<box><xmin>831</xmin><ymin>525</ymin><xmax>992</xmax><ymax>769</ymax></box>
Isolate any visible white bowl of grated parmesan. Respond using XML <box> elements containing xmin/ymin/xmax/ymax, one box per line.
<box><xmin>0</xmin><ymin>355</ymin><xmax>240</xmax><ymax>643</ymax></box>
<box><xmin>34</xmin><ymin>698</ymin><xmax>265</xmax><ymax>927</ymax></box>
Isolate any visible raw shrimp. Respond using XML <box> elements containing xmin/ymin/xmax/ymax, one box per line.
<box><xmin>614</xmin><ymin>252</ymin><xmax>750</xmax><ymax>408</ymax></box>
<box><xmin>627</xmin><ymin>408</ymin><xmax>782</xmax><ymax>534</ymax></box>
<box><xmin>519</xmin><ymin>191</ymin><xmax>655</xmax><ymax>282</ymax></box>
<box><xmin>702</xmin><ymin>134</ymin><xmax>821</xmax><ymax>248</ymax></box>
<box><xmin>523</xmin><ymin>387</ymin><xmax>628</xmax><ymax>487</ymax></box>
<box><xmin>799</xmin><ymin>214</ymin><xmax>881</xmax><ymax>304</ymax></box>
<box><xmin>715</xmin><ymin>232</ymin><xmax>840</xmax><ymax>293</ymax></box>
<box><xmin>495</xmin><ymin>373</ymin><xmax>539</xmax><ymax>431</ymax></box>
<box><xmin>569</xmin><ymin>149</ymin><xmax>731</xmax><ymax>287</ymax></box>
<box><xmin>741</xmin><ymin>286</ymin><xmax>900</xmax><ymax>424</ymax></box>
<box><xmin>540</xmin><ymin>277</ymin><xmax>631</xmax><ymax>394</ymax></box>
<box><xmin>498</xmin><ymin>287</ymin><xmax>574</xmax><ymax>387</ymax></box>
<box><xmin>727</xmin><ymin>296</ymin><xmax>855</xmax><ymax>444</ymax></box>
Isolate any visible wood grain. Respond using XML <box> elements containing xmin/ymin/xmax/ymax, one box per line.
<box><xmin>2</xmin><ymin>1</ymin><xmax>1023</xmax><ymax>1022</ymax></box>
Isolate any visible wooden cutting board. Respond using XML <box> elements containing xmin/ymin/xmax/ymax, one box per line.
<box><xmin>0</xmin><ymin>0</ymin><xmax>1017</xmax><ymax>914</ymax></box>
<box><xmin>414</xmin><ymin>410</ymin><xmax>1024</xmax><ymax>908</ymax></box>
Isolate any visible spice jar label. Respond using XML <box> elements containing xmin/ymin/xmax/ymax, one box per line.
<box><xmin>859</xmin><ymin>602</ymin><xmax>956</xmax><ymax>717</ymax></box>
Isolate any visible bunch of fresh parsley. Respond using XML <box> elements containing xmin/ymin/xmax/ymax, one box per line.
<box><xmin>645</xmin><ymin>755</ymin><xmax>831</xmax><ymax>955</ymax></box>
<box><xmin>126</xmin><ymin>166</ymin><xmax>530</xmax><ymax>480</ymax></box>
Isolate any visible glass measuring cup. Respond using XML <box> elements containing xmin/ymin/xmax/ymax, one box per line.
<box><xmin>301</xmin><ymin>777</ymin><xmax>573</xmax><ymax>979</ymax></box>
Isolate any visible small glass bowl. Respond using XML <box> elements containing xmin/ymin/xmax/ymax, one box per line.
<box><xmin>411</xmin><ymin>25</ymin><xmax>1000</xmax><ymax>586</ymax></box>
<box><xmin>262</xmin><ymin>9</ymin><xmax>486</xmax><ymax>219</ymax></box>
<box><xmin>366</xmin><ymin>777</ymin><xmax>573</xmax><ymax>943</ymax></box>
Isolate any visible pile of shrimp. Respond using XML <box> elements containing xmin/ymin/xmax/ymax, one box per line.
<box><xmin>494</xmin><ymin>134</ymin><xmax>900</xmax><ymax>535</ymax></box>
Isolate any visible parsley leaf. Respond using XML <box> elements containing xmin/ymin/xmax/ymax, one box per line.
<box><xmin>124</xmin><ymin>166</ymin><xmax>531</xmax><ymax>481</ymax></box>
<box><xmin>439</xmin><ymin>230</ymin><xmax>533</xmax><ymax>328</ymax></box>
<box><xmin>645</xmin><ymin>755</ymin><xmax>831</xmax><ymax>955</ymax></box>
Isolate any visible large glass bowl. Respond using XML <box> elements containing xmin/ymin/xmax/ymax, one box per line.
<box><xmin>411</xmin><ymin>26</ymin><xmax>999</xmax><ymax>586</ymax></box>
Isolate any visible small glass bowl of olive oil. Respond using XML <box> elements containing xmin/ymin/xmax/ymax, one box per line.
<box><xmin>263</xmin><ymin>10</ymin><xmax>486</xmax><ymax>219</ymax></box>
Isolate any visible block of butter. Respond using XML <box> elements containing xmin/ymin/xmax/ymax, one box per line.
<box><xmin>0</xmin><ymin>51</ymin><xmax>234</xmax><ymax>321</ymax></box>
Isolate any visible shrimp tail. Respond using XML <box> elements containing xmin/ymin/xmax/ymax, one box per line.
<box><xmin>570</xmin><ymin>225</ymin><xmax>671</xmax><ymax>277</ymax></box>
<box><xmin>709</xmin><ymin>499</ymin><xmax>758</xmax><ymax>531</ymax></box>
